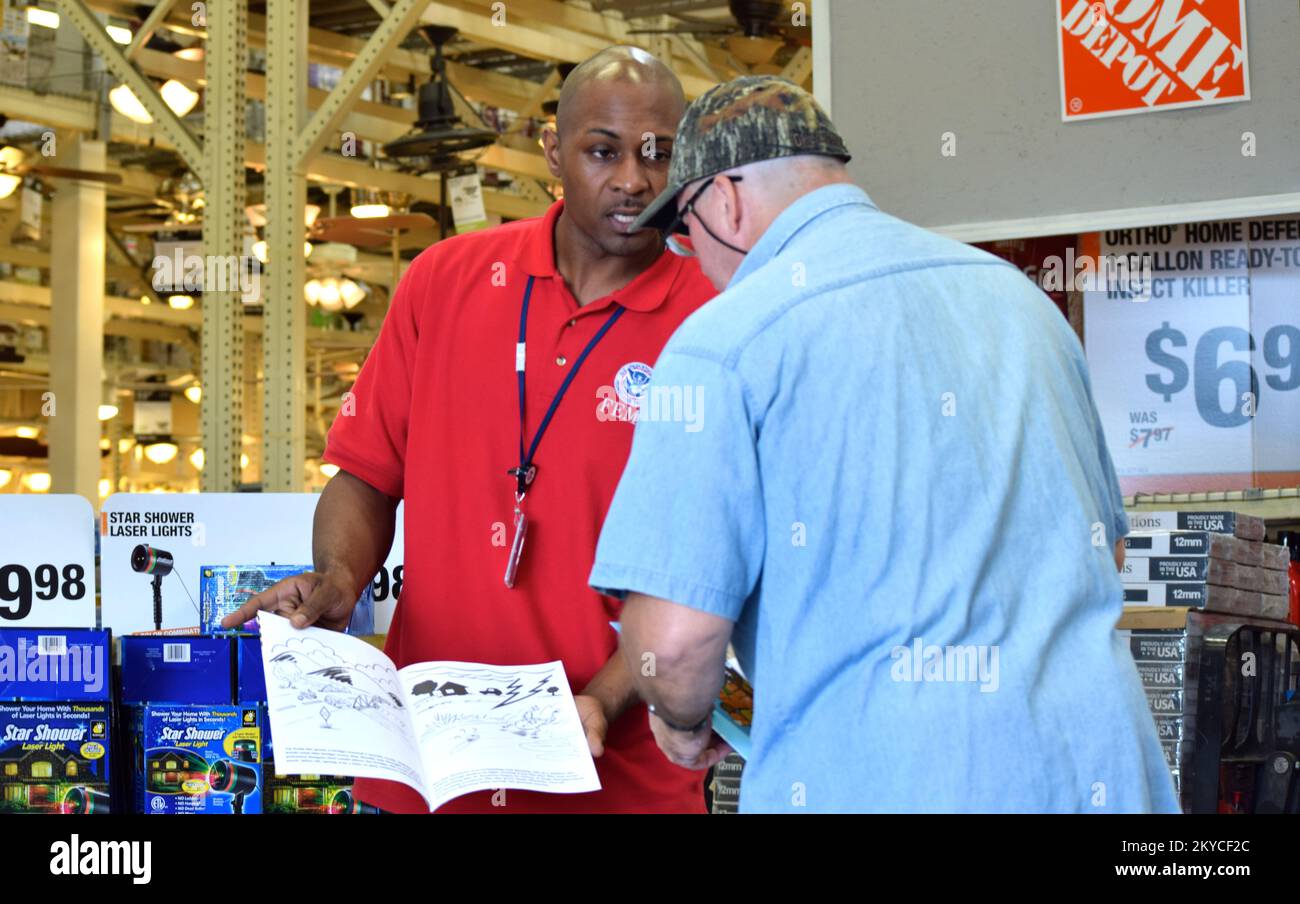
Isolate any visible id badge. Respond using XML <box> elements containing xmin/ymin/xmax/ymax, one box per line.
<box><xmin>504</xmin><ymin>508</ymin><xmax>528</xmax><ymax>589</ymax></box>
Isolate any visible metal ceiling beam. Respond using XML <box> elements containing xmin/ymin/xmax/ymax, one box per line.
<box><xmin>199</xmin><ymin>0</ymin><xmax>247</xmax><ymax>492</ymax></box>
<box><xmin>125</xmin><ymin>0</ymin><xmax>179</xmax><ymax>60</ymax></box>
<box><xmin>294</xmin><ymin>0</ymin><xmax>426</xmax><ymax>165</ymax></box>
<box><xmin>263</xmin><ymin>0</ymin><xmax>309</xmax><ymax>491</ymax></box>
<box><xmin>54</xmin><ymin>0</ymin><xmax>206</xmax><ymax>182</ymax></box>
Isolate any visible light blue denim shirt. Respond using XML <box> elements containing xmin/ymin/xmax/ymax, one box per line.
<box><xmin>590</xmin><ymin>184</ymin><xmax>1179</xmax><ymax>813</ymax></box>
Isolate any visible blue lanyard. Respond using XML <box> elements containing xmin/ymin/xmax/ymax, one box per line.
<box><xmin>511</xmin><ymin>275</ymin><xmax>627</xmax><ymax>494</ymax></box>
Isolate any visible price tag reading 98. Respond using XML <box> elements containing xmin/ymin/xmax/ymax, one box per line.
<box><xmin>1146</xmin><ymin>322</ymin><xmax>1300</xmax><ymax>427</ymax></box>
<box><xmin>0</xmin><ymin>564</ymin><xmax>88</xmax><ymax>621</ymax></box>
<box><xmin>371</xmin><ymin>565</ymin><xmax>404</xmax><ymax>603</ymax></box>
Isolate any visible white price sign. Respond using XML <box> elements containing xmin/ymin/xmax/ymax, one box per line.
<box><xmin>100</xmin><ymin>493</ymin><xmax>404</xmax><ymax>635</ymax></box>
<box><xmin>1085</xmin><ymin>217</ymin><xmax>1300</xmax><ymax>494</ymax></box>
<box><xmin>0</xmin><ymin>495</ymin><xmax>96</xmax><ymax>627</ymax></box>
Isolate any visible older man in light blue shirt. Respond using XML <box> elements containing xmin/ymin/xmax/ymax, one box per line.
<box><xmin>589</xmin><ymin>76</ymin><xmax>1178</xmax><ymax>813</ymax></box>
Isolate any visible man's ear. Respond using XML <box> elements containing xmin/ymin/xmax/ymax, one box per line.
<box><xmin>717</xmin><ymin>175</ymin><xmax>744</xmax><ymax>235</ymax></box>
<box><xmin>541</xmin><ymin>127</ymin><xmax>563</xmax><ymax>179</ymax></box>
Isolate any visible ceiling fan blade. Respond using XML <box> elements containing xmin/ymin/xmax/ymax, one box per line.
<box><xmin>24</xmin><ymin>165</ymin><xmax>123</xmax><ymax>185</ymax></box>
<box><xmin>311</xmin><ymin>214</ymin><xmax>436</xmax><ymax>247</ymax></box>
<box><xmin>120</xmin><ymin>221</ymin><xmax>204</xmax><ymax>233</ymax></box>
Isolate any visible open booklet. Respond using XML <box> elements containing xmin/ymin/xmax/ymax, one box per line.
<box><xmin>256</xmin><ymin>612</ymin><xmax>601</xmax><ymax>812</ymax></box>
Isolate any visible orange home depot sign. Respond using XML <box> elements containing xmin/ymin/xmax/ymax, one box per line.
<box><xmin>1057</xmin><ymin>0</ymin><xmax>1249</xmax><ymax>121</ymax></box>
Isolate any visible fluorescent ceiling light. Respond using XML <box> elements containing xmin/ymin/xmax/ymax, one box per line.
<box><xmin>160</xmin><ymin>79</ymin><xmax>199</xmax><ymax>117</ymax></box>
<box><xmin>26</xmin><ymin>7</ymin><xmax>58</xmax><ymax>29</ymax></box>
<box><xmin>109</xmin><ymin>84</ymin><xmax>152</xmax><ymax>124</ymax></box>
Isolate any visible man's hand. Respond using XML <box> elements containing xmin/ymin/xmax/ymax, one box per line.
<box><xmin>574</xmin><ymin>694</ymin><xmax>610</xmax><ymax>758</ymax></box>
<box><xmin>219</xmin><ymin>571</ymin><xmax>360</xmax><ymax>633</ymax></box>
<box><xmin>648</xmin><ymin>711</ymin><xmax>733</xmax><ymax>771</ymax></box>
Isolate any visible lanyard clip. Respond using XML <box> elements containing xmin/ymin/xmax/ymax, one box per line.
<box><xmin>507</xmin><ymin>465</ymin><xmax>537</xmax><ymax>495</ymax></box>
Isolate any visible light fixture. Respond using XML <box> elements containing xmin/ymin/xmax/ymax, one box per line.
<box><xmin>189</xmin><ymin>448</ymin><xmax>205</xmax><ymax>471</ymax></box>
<box><xmin>14</xmin><ymin>426</ymin><xmax>38</xmax><ymax>439</ymax></box>
<box><xmin>303</xmin><ymin>277</ymin><xmax>364</xmax><ymax>311</ymax></box>
<box><xmin>318</xmin><ymin>278</ymin><xmax>343</xmax><ymax>311</ymax></box>
<box><xmin>340</xmin><ymin>278</ymin><xmax>366</xmax><ymax>309</ymax></box>
<box><xmin>106</xmin><ymin>24</ymin><xmax>131</xmax><ymax>44</ymax></box>
<box><xmin>98</xmin><ymin>478</ymin><xmax>113</xmax><ymax>498</ymax></box>
<box><xmin>252</xmin><ymin>240</ymin><xmax>312</xmax><ymax>264</ymax></box>
<box><xmin>26</xmin><ymin>6</ymin><xmax>58</xmax><ymax>29</ymax></box>
<box><xmin>99</xmin><ymin>438</ymin><xmax>111</xmax><ymax>451</ymax></box>
<box><xmin>109</xmin><ymin>84</ymin><xmax>153</xmax><ymax>124</ymax></box>
<box><xmin>304</xmin><ymin>204</ymin><xmax>321</xmax><ymax>229</ymax></box>
<box><xmin>24</xmin><ymin>472</ymin><xmax>51</xmax><ymax>493</ymax></box>
<box><xmin>0</xmin><ymin>147</ymin><xmax>21</xmax><ymax>200</ymax></box>
<box><xmin>110</xmin><ymin>80</ymin><xmax>199</xmax><ymax>124</ymax></box>
<box><xmin>0</xmin><ymin>469</ymin><xmax>11</xmax><ymax>490</ymax></box>
<box><xmin>144</xmin><ymin>442</ymin><xmax>179</xmax><ymax>465</ymax></box>
<box><xmin>240</xmin><ymin>453</ymin><xmax>250</xmax><ymax>470</ymax></box>
<box><xmin>98</xmin><ymin>384</ymin><xmax>119</xmax><ymax>421</ymax></box>
<box><xmin>349</xmin><ymin>196</ymin><xmax>390</xmax><ymax>220</ymax></box>
<box><xmin>168</xmin><ymin>294</ymin><xmax>194</xmax><ymax>310</ymax></box>
<box><xmin>160</xmin><ymin>80</ymin><xmax>200</xmax><ymax>117</ymax></box>
<box><xmin>174</xmin><ymin>46</ymin><xmax>204</xmax><ymax>62</ymax></box>
<box><xmin>184</xmin><ymin>385</ymin><xmax>202</xmax><ymax>404</ymax></box>
<box><xmin>319</xmin><ymin>463</ymin><xmax>340</xmax><ymax>478</ymax></box>
<box><xmin>118</xmin><ymin>438</ymin><xmax>135</xmax><ymax>454</ymax></box>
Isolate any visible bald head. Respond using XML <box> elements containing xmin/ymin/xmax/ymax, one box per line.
<box><xmin>556</xmin><ymin>45</ymin><xmax>685</xmax><ymax>137</ymax></box>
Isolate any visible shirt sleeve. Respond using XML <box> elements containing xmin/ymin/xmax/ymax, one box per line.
<box><xmin>1079</xmin><ymin>363</ymin><xmax>1129</xmax><ymax>543</ymax></box>
<box><xmin>321</xmin><ymin>254</ymin><xmax>430</xmax><ymax>500</ymax></box>
<box><xmin>589</xmin><ymin>349</ymin><xmax>764</xmax><ymax>621</ymax></box>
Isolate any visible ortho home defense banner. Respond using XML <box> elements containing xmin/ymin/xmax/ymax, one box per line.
<box><xmin>1057</xmin><ymin>0</ymin><xmax>1249</xmax><ymax>121</ymax></box>
<box><xmin>1083</xmin><ymin>217</ymin><xmax>1300</xmax><ymax>494</ymax></box>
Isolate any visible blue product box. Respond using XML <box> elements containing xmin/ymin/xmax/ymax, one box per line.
<box><xmin>0</xmin><ymin>629</ymin><xmax>112</xmax><ymax>701</ymax></box>
<box><xmin>140</xmin><ymin>705</ymin><xmax>263</xmax><ymax>814</ymax></box>
<box><xmin>262</xmin><ymin>724</ymin><xmax>362</xmax><ymax>814</ymax></box>
<box><xmin>0</xmin><ymin>701</ymin><xmax>112</xmax><ymax>813</ymax></box>
<box><xmin>200</xmin><ymin>564</ymin><xmax>375</xmax><ymax>635</ymax></box>
<box><xmin>236</xmin><ymin>635</ymin><xmax>266</xmax><ymax>703</ymax></box>
<box><xmin>119</xmin><ymin>636</ymin><xmax>235</xmax><ymax>705</ymax></box>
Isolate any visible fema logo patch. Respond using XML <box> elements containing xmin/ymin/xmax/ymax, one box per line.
<box><xmin>613</xmin><ymin>362</ymin><xmax>653</xmax><ymax>409</ymax></box>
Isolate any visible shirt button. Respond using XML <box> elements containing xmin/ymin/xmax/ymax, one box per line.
<box><xmin>568</xmin><ymin>319</ymin><xmax>577</xmax><ymax>328</ymax></box>
<box><xmin>556</xmin><ymin>355</ymin><xmax>567</xmax><ymax>366</ymax></box>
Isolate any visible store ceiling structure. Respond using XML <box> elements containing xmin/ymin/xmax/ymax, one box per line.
<box><xmin>0</xmin><ymin>0</ymin><xmax>812</xmax><ymax>499</ymax></box>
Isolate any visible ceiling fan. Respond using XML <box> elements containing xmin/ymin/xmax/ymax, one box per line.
<box><xmin>0</xmin><ymin>140</ymin><xmax>123</xmax><ymax>199</ymax></box>
<box><xmin>118</xmin><ymin>170</ymin><xmax>204</xmax><ymax>233</ymax></box>
<box><xmin>627</xmin><ymin>0</ymin><xmax>798</xmax><ymax>66</ymax></box>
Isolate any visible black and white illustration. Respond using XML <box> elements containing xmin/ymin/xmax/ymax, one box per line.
<box><xmin>257</xmin><ymin>614</ymin><xmax>600</xmax><ymax>811</ymax></box>
<box><xmin>268</xmin><ymin>635</ymin><xmax>407</xmax><ymax>734</ymax></box>
<box><xmin>400</xmin><ymin>663</ymin><xmax>588</xmax><ymax>765</ymax></box>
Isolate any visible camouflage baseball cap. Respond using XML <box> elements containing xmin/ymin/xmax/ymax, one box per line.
<box><xmin>633</xmin><ymin>75</ymin><xmax>851</xmax><ymax>234</ymax></box>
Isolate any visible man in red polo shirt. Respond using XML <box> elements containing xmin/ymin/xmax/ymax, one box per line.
<box><xmin>224</xmin><ymin>47</ymin><xmax>716</xmax><ymax>812</ymax></box>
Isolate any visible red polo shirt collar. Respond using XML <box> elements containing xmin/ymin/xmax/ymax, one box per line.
<box><xmin>510</xmin><ymin>200</ymin><xmax>686</xmax><ymax>314</ymax></box>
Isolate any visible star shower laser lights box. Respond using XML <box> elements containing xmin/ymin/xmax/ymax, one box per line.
<box><xmin>200</xmin><ymin>564</ymin><xmax>375</xmax><ymax>636</ymax></box>
<box><xmin>119</xmin><ymin>636</ymin><xmax>235</xmax><ymax>705</ymax></box>
<box><xmin>0</xmin><ymin>701</ymin><xmax>112</xmax><ymax>813</ymax></box>
<box><xmin>0</xmin><ymin>629</ymin><xmax>111</xmax><ymax>701</ymax></box>
<box><xmin>0</xmin><ymin>629</ymin><xmax>114</xmax><ymax>814</ymax></box>
<box><xmin>140</xmin><ymin>705</ymin><xmax>262</xmax><ymax>814</ymax></box>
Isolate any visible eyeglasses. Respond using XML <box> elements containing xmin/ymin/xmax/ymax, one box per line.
<box><xmin>664</xmin><ymin>175</ymin><xmax>747</xmax><ymax>258</ymax></box>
